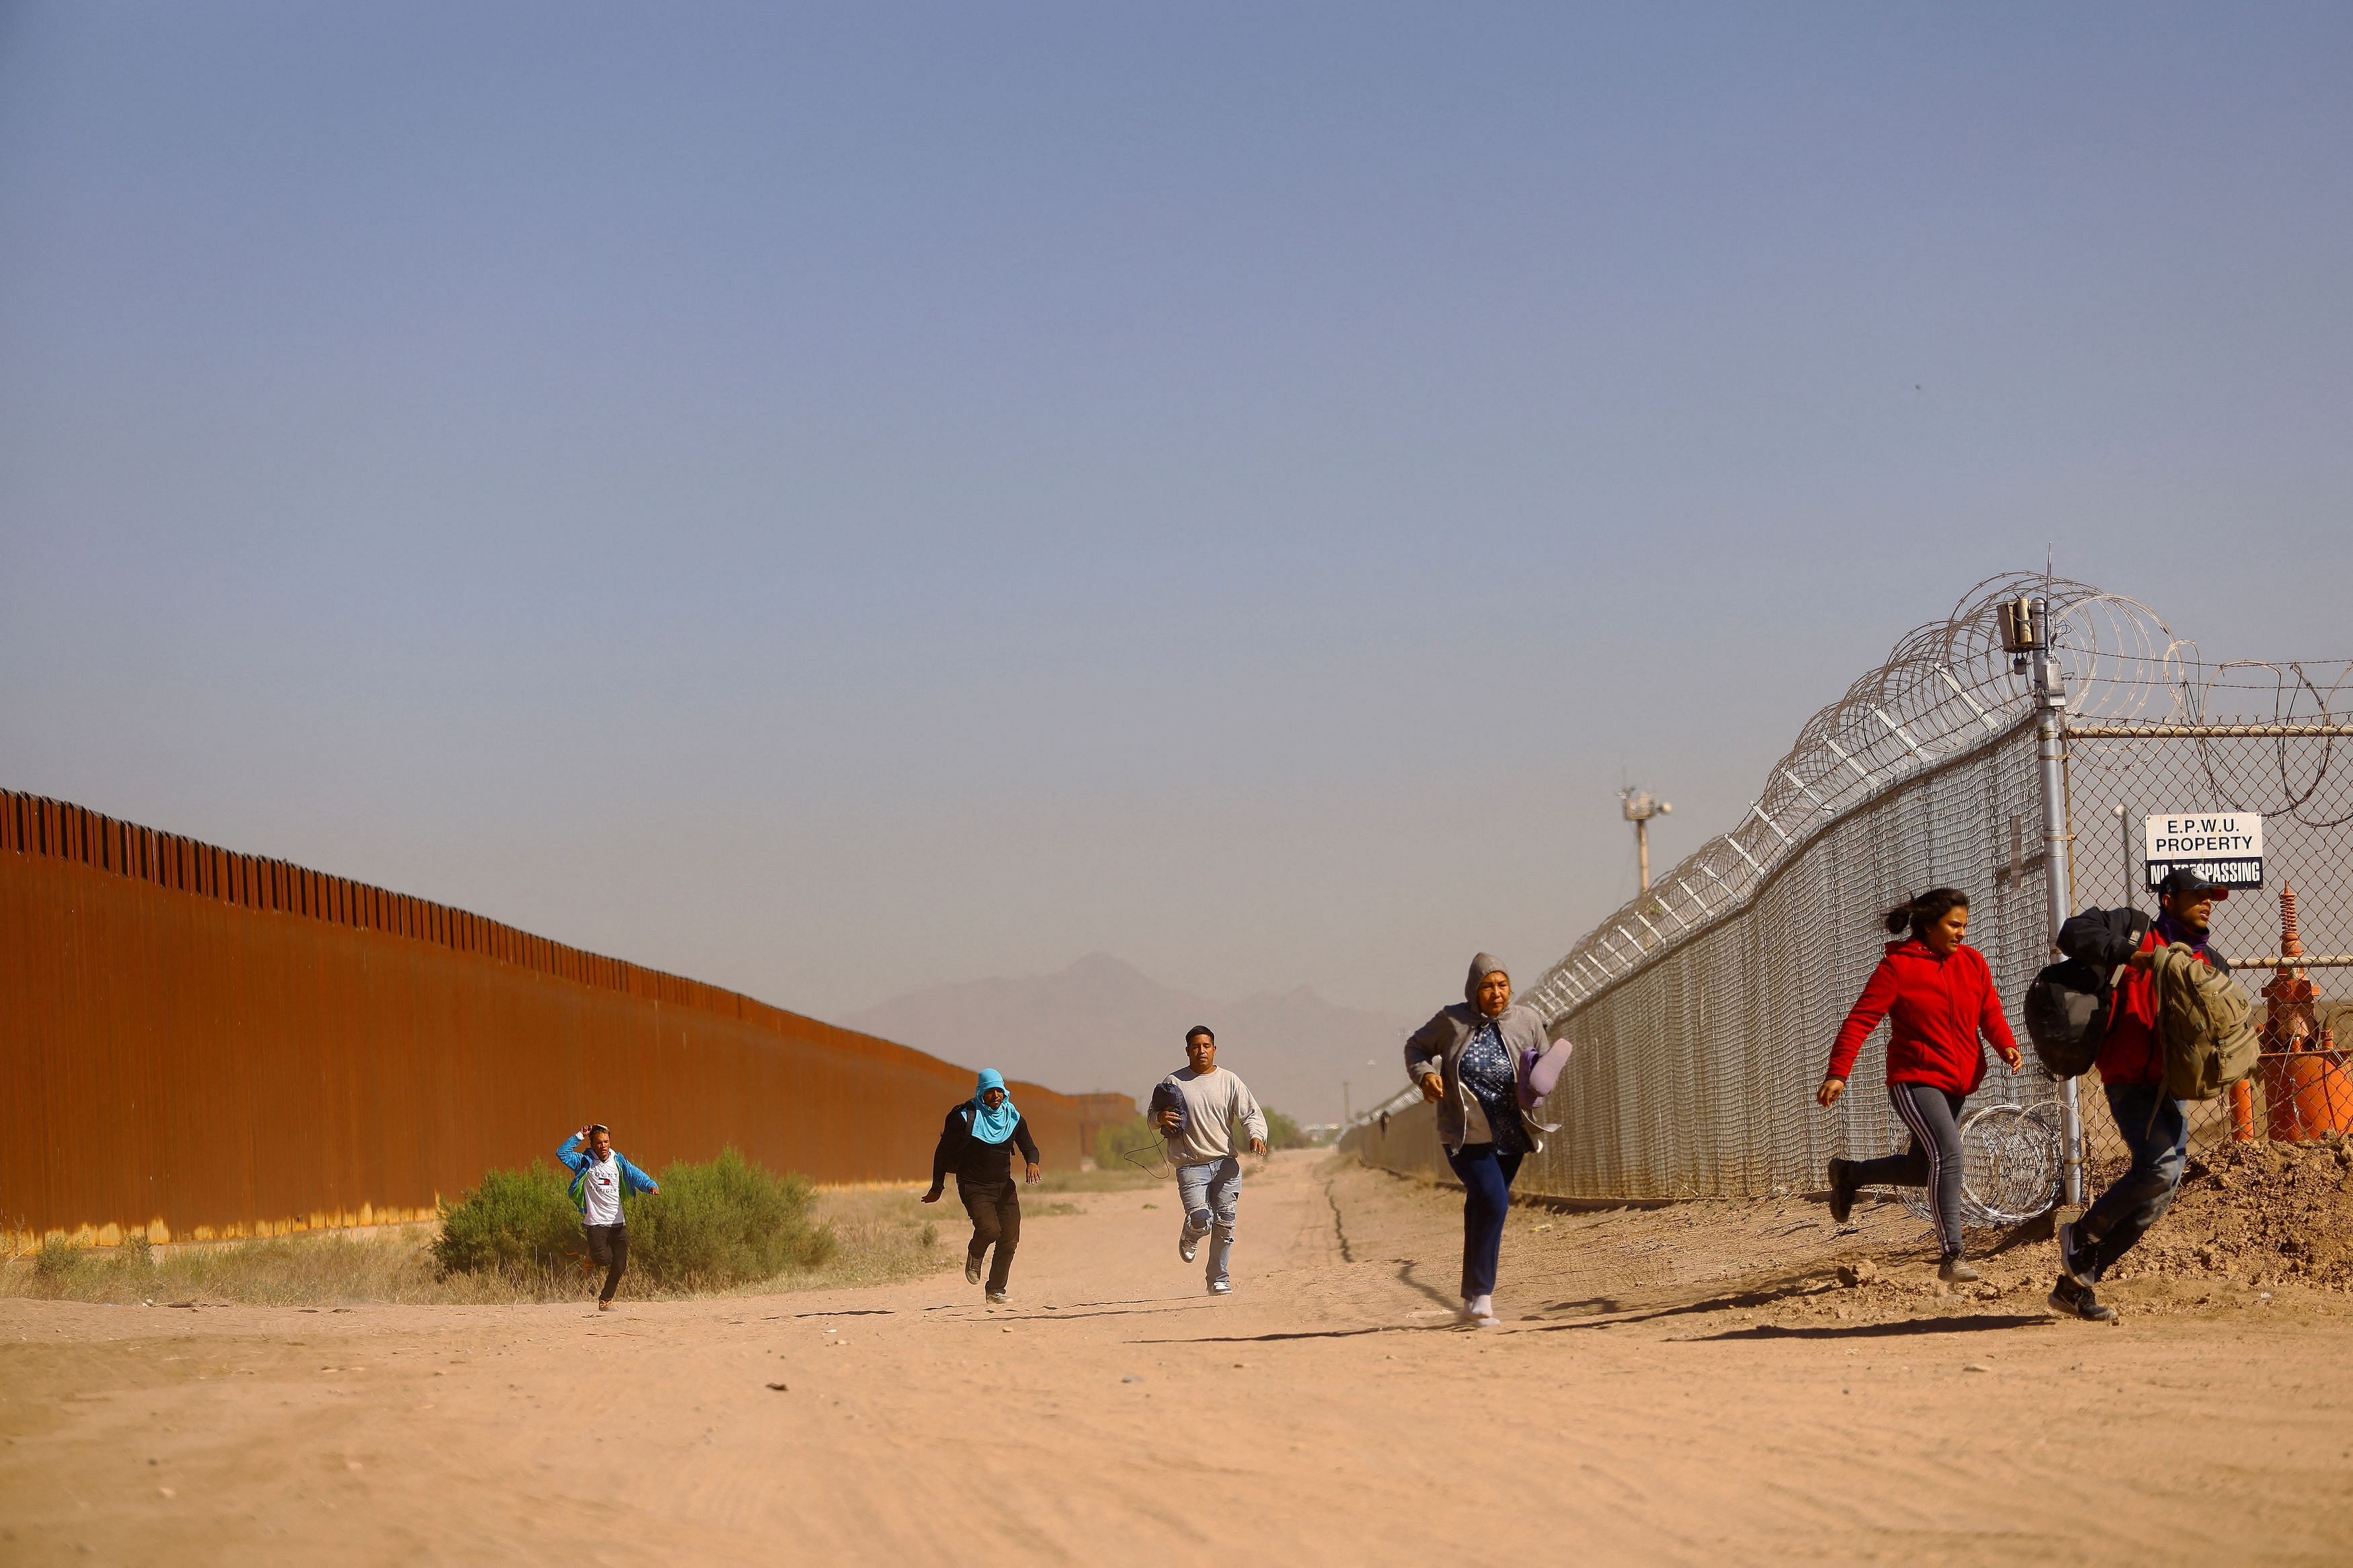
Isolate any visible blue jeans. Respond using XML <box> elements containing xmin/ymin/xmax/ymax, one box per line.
<box><xmin>1445</xmin><ymin>1143</ymin><xmax>1525</xmax><ymax>1300</ymax></box>
<box><xmin>2070</xmin><ymin>1083</ymin><xmax>2189</xmax><ymax>1283</ymax></box>
<box><xmin>1176</xmin><ymin>1157</ymin><xmax>1243</xmax><ymax>1284</ymax></box>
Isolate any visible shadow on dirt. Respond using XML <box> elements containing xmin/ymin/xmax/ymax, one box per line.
<box><xmin>1688</xmin><ymin>1313</ymin><xmax>2058</xmax><ymax>1341</ymax></box>
<box><xmin>1527</xmin><ymin>1262</ymin><xmax>1851</xmax><ymax>1326</ymax></box>
<box><xmin>1125</xmin><ymin>1322</ymin><xmax>1466</xmax><ymax>1345</ymax></box>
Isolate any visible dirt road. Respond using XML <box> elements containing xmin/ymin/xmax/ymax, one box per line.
<box><xmin>5</xmin><ymin>1152</ymin><xmax>2352</xmax><ymax>1566</ymax></box>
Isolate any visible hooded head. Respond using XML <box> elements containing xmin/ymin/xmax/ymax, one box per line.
<box><xmin>1464</xmin><ymin>952</ymin><xmax>1509</xmax><ymax>1007</ymax></box>
<box><xmin>967</xmin><ymin>1068</ymin><xmax>1021</xmax><ymax>1144</ymax></box>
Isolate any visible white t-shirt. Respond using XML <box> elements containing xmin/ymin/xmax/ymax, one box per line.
<box><xmin>580</xmin><ymin>1153</ymin><xmax>625</xmax><ymax>1225</ymax></box>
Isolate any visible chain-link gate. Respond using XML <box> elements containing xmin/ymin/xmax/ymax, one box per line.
<box><xmin>1344</xmin><ymin>573</ymin><xmax>2353</xmax><ymax>1235</ymax></box>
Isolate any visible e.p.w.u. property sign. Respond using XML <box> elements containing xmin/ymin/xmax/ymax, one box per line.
<box><xmin>2143</xmin><ymin>813</ymin><xmax>2264</xmax><ymax>891</ymax></box>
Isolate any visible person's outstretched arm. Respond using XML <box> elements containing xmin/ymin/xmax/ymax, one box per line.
<box><xmin>555</xmin><ymin>1130</ymin><xmax>590</xmax><ymax>1173</ymax></box>
<box><xmin>617</xmin><ymin>1153</ymin><xmax>660</xmax><ymax>1194</ymax></box>
<box><xmin>1975</xmin><ymin>954</ymin><xmax>2024</xmax><ymax>1070</ymax></box>
<box><xmin>1820</xmin><ymin>958</ymin><xmax>1901</xmax><ymax>1105</ymax></box>
<box><xmin>922</xmin><ymin>1108</ymin><xmax>961</xmax><ymax>1202</ymax></box>
<box><xmin>1236</xmin><ymin>1079</ymin><xmax>1269</xmax><ymax>1155</ymax></box>
<box><xmin>1404</xmin><ymin>1011</ymin><xmax>1451</xmax><ymax>1102</ymax></box>
<box><xmin>1012</xmin><ymin>1116</ymin><xmax>1041</xmax><ymax>1182</ymax></box>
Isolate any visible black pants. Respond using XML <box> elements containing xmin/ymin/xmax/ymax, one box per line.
<box><xmin>584</xmin><ymin>1222</ymin><xmax>629</xmax><ymax>1301</ymax></box>
<box><xmin>1850</xmin><ymin>1083</ymin><xmax>1966</xmax><ymax>1257</ymax></box>
<box><xmin>959</xmin><ymin>1179</ymin><xmax>1021</xmax><ymax>1293</ymax></box>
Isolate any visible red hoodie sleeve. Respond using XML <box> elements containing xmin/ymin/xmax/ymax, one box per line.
<box><xmin>1974</xmin><ymin>951</ymin><xmax>2020</xmax><ymax>1057</ymax></box>
<box><xmin>1827</xmin><ymin>956</ymin><xmax>1901</xmax><ymax>1082</ymax></box>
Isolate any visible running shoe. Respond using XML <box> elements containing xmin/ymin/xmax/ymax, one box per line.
<box><xmin>2047</xmin><ymin>1274</ymin><xmax>2117</xmax><ymax>1322</ymax></box>
<box><xmin>1207</xmin><ymin>1278</ymin><xmax>1232</xmax><ymax>1296</ymax></box>
<box><xmin>598</xmin><ymin>1300</ymin><xmax>614</xmax><ymax>1313</ymax></box>
<box><xmin>2055</xmin><ymin>1219</ymin><xmax>2093</xmax><ymax>1287</ymax></box>
<box><xmin>985</xmin><ymin>1290</ymin><xmax>1009</xmax><ymax>1305</ymax></box>
<box><xmin>965</xmin><ymin>1256</ymin><xmax>983</xmax><ymax>1286</ymax></box>
<box><xmin>1938</xmin><ymin>1257</ymin><xmax>1981</xmax><ymax>1284</ymax></box>
<box><xmin>1179</xmin><ymin>1229</ymin><xmax>1203</xmax><ymax>1264</ymax></box>
<box><xmin>1826</xmin><ymin>1158</ymin><xmax>1859</xmax><ymax>1226</ymax></box>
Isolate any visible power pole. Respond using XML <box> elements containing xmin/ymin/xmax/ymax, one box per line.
<box><xmin>1620</xmin><ymin>788</ymin><xmax>1671</xmax><ymax>893</ymax></box>
<box><xmin>2002</xmin><ymin>592</ymin><xmax>2081</xmax><ymax>1204</ymax></box>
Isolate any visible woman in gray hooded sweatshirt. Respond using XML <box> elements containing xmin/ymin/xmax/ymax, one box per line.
<box><xmin>1404</xmin><ymin>952</ymin><xmax>1558</xmax><ymax>1326</ymax></box>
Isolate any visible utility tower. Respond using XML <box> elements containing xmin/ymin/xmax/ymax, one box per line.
<box><xmin>1620</xmin><ymin>787</ymin><xmax>1671</xmax><ymax>893</ymax></box>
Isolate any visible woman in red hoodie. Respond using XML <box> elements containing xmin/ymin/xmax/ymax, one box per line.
<box><xmin>1817</xmin><ymin>888</ymin><xmax>2024</xmax><ymax>1282</ymax></box>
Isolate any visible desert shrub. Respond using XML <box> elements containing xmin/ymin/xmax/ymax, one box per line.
<box><xmin>627</xmin><ymin>1149</ymin><xmax>834</xmax><ymax>1289</ymax></box>
<box><xmin>34</xmin><ymin>1236</ymin><xmax>82</xmax><ymax>1281</ymax></box>
<box><xmin>432</xmin><ymin>1149</ymin><xmax>835</xmax><ymax>1292</ymax></box>
<box><xmin>432</xmin><ymin>1159</ymin><xmax>582</xmax><ymax>1278</ymax></box>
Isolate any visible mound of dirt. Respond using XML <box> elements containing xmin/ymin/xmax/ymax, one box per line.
<box><xmin>2099</xmin><ymin>1130</ymin><xmax>2353</xmax><ymax>1288</ymax></box>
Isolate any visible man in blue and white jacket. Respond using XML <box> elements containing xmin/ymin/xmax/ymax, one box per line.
<box><xmin>557</xmin><ymin>1124</ymin><xmax>660</xmax><ymax>1311</ymax></box>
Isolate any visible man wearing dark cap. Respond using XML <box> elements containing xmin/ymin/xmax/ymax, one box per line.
<box><xmin>2050</xmin><ymin>868</ymin><xmax>2231</xmax><ymax>1322</ymax></box>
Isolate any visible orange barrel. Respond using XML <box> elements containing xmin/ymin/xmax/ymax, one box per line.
<box><xmin>2257</xmin><ymin>1050</ymin><xmax>2353</xmax><ymax>1142</ymax></box>
<box><xmin>2229</xmin><ymin>1080</ymin><xmax>2257</xmax><ymax>1141</ymax></box>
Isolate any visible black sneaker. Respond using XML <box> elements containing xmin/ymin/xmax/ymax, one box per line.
<box><xmin>2055</xmin><ymin>1219</ymin><xmax>2093</xmax><ymax>1288</ymax></box>
<box><xmin>2048</xmin><ymin>1274</ymin><xmax>2117</xmax><ymax>1322</ymax></box>
<box><xmin>965</xmin><ymin>1256</ymin><xmax>983</xmax><ymax>1286</ymax></box>
<box><xmin>1827</xmin><ymin>1158</ymin><xmax>1859</xmax><ymax>1225</ymax></box>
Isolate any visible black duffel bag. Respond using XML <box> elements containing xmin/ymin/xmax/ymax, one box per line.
<box><xmin>2024</xmin><ymin>957</ymin><xmax>2117</xmax><ymax>1078</ymax></box>
<box><xmin>2024</xmin><ymin>905</ymin><xmax>2154</xmax><ymax>1078</ymax></box>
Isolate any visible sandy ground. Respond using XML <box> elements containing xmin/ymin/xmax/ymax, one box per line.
<box><xmin>5</xmin><ymin>1151</ymin><xmax>2352</xmax><ymax>1567</ymax></box>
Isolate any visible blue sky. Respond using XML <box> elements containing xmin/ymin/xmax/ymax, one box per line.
<box><xmin>3</xmin><ymin>3</ymin><xmax>2348</xmax><ymax>1026</ymax></box>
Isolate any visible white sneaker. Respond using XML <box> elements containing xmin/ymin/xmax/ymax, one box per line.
<box><xmin>1461</xmin><ymin>1295</ymin><xmax>1500</xmax><ymax>1327</ymax></box>
<box><xmin>1179</xmin><ymin>1230</ymin><xmax>1203</xmax><ymax>1264</ymax></box>
<box><xmin>1207</xmin><ymin>1278</ymin><xmax>1232</xmax><ymax>1296</ymax></box>
<box><xmin>985</xmin><ymin>1289</ymin><xmax>1009</xmax><ymax>1305</ymax></box>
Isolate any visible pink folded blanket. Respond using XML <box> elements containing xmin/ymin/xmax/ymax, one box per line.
<box><xmin>1517</xmin><ymin>1039</ymin><xmax>1574</xmax><ymax>1108</ymax></box>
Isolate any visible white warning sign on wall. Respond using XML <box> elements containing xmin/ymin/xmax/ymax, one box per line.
<box><xmin>2143</xmin><ymin>812</ymin><xmax>2264</xmax><ymax>890</ymax></box>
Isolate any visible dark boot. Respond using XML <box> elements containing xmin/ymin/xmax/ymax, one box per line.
<box><xmin>1827</xmin><ymin>1157</ymin><xmax>1860</xmax><ymax>1225</ymax></box>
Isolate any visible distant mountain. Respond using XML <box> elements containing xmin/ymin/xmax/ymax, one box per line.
<box><xmin>838</xmin><ymin>953</ymin><xmax>1412</xmax><ymax>1125</ymax></box>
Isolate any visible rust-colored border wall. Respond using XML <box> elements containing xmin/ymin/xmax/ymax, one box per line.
<box><xmin>1</xmin><ymin>791</ymin><xmax>1135</xmax><ymax>1244</ymax></box>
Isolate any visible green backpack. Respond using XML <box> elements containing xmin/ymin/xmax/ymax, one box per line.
<box><xmin>2147</xmin><ymin>943</ymin><xmax>2260</xmax><ymax>1102</ymax></box>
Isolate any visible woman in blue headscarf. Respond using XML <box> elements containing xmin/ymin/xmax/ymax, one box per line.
<box><xmin>922</xmin><ymin>1068</ymin><xmax>1041</xmax><ymax>1303</ymax></box>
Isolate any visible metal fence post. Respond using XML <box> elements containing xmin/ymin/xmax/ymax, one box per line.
<box><xmin>2032</xmin><ymin>598</ymin><xmax>2085</xmax><ymax>1205</ymax></box>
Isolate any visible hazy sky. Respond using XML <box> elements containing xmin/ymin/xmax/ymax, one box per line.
<box><xmin>3</xmin><ymin>4</ymin><xmax>2348</xmax><ymax>1029</ymax></box>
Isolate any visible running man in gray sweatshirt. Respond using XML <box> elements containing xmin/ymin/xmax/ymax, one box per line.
<box><xmin>1152</xmin><ymin>1026</ymin><xmax>1268</xmax><ymax>1295</ymax></box>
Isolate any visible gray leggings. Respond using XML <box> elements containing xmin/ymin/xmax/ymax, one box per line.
<box><xmin>1849</xmin><ymin>1082</ymin><xmax>1966</xmax><ymax>1257</ymax></box>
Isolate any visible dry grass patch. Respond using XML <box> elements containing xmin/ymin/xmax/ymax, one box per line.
<box><xmin>1</xmin><ymin>1186</ymin><xmax>957</xmax><ymax>1307</ymax></box>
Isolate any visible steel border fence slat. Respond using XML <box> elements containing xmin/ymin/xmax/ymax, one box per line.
<box><xmin>1</xmin><ymin>790</ymin><xmax>1133</xmax><ymax>1246</ymax></box>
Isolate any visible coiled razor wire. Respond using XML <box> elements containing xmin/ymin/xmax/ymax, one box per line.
<box><xmin>1517</xmin><ymin>571</ymin><xmax>2191</xmax><ymax>1028</ymax></box>
<box><xmin>1886</xmin><ymin>1102</ymin><xmax>2067</xmax><ymax>1231</ymax></box>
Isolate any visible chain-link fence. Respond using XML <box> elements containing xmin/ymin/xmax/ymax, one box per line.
<box><xmin>1345</xmin><ymin>574</ymin><xmax>2353</xmax><ymax>1230</ymax></box>
<box><xmin>2065</xmin><ymin>703</ymin><xmax>2353</xmax><ymax>1182</ymax></box>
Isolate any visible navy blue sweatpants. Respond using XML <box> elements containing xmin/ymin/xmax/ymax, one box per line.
<box><xmin>1445</xmin><ymin>1142</ymin><xmax>1525</xmax><ymax>1299</ymax></box>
